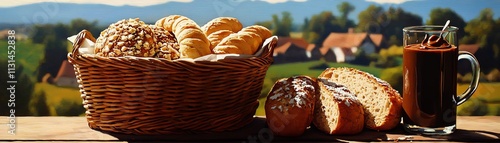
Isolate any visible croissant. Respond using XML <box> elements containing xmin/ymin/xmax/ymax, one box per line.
<box><xmin>212</xmin><ymin>25</ymin><xmax>272</xmax><ymax>55</ymax></box>
<box><xmin>201</xmin><ymin>17</ymin><xmax>243</xmax><ymax>36</ymax></box>
<box><xmin>207</xmin><ymin>30</ymin><xmax>234</xmax><ymax>50</ymax></box>
<box><xmin>155</xmin><ymin>15</ymin><xmax>211</xmax><ymax>59</ymax></box>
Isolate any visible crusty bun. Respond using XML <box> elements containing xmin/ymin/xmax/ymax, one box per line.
<box><xmin>155</xmin><ymin>15</ymin><xmax>211</xmax><ymax>59</ymax></box>
<box><xmin>213</xmin><ymin>33</ymin><xmax>253</xmax><ymax>54</ymax></box>
<box><xmin>94</xmin><ymin>18</ymin><xmax>159</xmax><ymax>57</ymax></box>
<box><xmin>313</xmin><ymin>78</ymin><xmax>364</xmax><ymax>135</ymax></box>
<box><xmin>212</xmin><ymin>25</ymin><xmax>270</xmax><ymax>55</ymax></box>
<box><xmin>201</xmin><ymin>17</ymin><xmax>242</xmax><ymax>36</ymax></box>
<box><xmin>206</xmin><ymin>30</ymin><xmax>233</xmax><ymax>50</ymax></box>
<box><xmin>265</xmin><ymin>76</ymin><xmax>318</xmax><ymax>137</ymax></box>
<box><xmin>240</xmin><ymin>25</ymin><xmax>272</xmax><ymax>41</ymax></box>
<box><xmin>318</xmin><ymin>67</ymin><xmax>403</xmax><ymax>131</ymax></box>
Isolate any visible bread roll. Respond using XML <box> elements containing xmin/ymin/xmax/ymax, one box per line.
<box><xmin>212</xmin><ymin>25</ymin><xmax>270</xmax><ymax>55</ymax></box>
<box><xmin>95</xmin><ymin>18</ymin><xmax>161</xmax><ymax>57</ymax></box>
<box><xmin>318</xmin><ymin>67</ymin><xmax>403</xmax><ymax>131</ymax></box>
<box><xmin>213</xmin><ymin>33</ymin><xmax>253</xmax><ymax>54</ymax></box>
<box><xmin>206</xmin><ymin>30</ymin><xmax>233</xmax><ymax>50</ymax></box>
<box><xmin>201</xmin><ymin>17</ymin><xmax>242</xmax><ymax>36</ymax></box>
<box><xmin>155</xmin><ymin>15</ymin><xmax>211</xmax><ymax>59</ymax></box>
<box><xmin>265</xmin><ymin>76</ymin><xmax>318</xmax><ymax>137</ymax></box>
<box><xmin>240</xmin><ymin>25</ymin><xmax>272</xmax><ymax>41</ymax></box>
<box><xmin>313</xmin><ymin>78</ymin><xmax>364</xmax><ymax>135</ymax></box>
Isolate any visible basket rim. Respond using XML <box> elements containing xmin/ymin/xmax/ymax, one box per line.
<box><xmin>68</xmin><ymin>30</ymin><xmax>278</xmax><ymax>64</ymax></box>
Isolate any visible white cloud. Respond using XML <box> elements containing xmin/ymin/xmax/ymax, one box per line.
<box><xmin>0</xmin><ymin>0</ymin><xmax>193</xmax><ymax>8</ymax></box>
<box><xmin>258</xmin><ymin>0</ymin><xmax>307</xmax><ymax>4</ymax></box>
<box><xmin>365</xmin><ymin>0</ymin><xmax>416</xmax><ymax>4</ymax></box>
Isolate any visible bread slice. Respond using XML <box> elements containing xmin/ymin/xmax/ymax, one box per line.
<box><xmin>318</xmin><ymin>67</ymin><xmax>403</xmax><ymax>131</ymax></box>
<box><xmin>313</xmin><ymin>78</ymin><xmax>364</xmax><ymax>135</ymax></box>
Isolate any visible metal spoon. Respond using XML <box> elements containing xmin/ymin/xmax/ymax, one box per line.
<box><xmin>439</xmin><ymin>20</ymin><xmax>450</xmax><ymax>38</ymax></box>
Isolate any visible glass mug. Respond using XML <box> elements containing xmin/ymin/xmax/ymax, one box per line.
<box><xmin>402</xmin><ymin>26</ymin><xmax>480</xmax><ymax>135</ymax></box>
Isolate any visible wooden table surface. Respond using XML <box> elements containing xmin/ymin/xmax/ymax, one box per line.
<box><xmin>0</xmin><ymin>116</ymin><xmax>499</xmax><ymax>142</ymax></box>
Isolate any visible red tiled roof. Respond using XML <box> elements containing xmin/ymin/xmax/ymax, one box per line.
<box><xmin>369</xmin><ymin>34</ymin><xmax>383</xmax><ymax>47</ymax></box>
<box><xmin>277</xmin><ymin>37</ymin><xmax>310</xmax><ymax>49</ymax></box>
<box><xmin>306</xmin><ymin>44</ymin><xmax>316</xmax><ymax>51</ymax></box>
<box><xmin>54</xmin><ymin>60</ymin><xmax>76</xmax><ymax>79</ymax></box>
<box><xmin>274</xmin><ymin>42</ymin><xmax>292</xmax><ymax>55</ymax></box>
<box><xmin>459</xmin><ymin>44</ymin><xmax>480</xmax><ymax>54</ymax></box>
<box><xmin>319</xmin><ymin>46</ymin><xmax>332</xmax><ymax>55</ymax></box>
<box><xmin>274</xmin><ymin>37</ymin><xmax>312</xmax><ymax>55</ymax></box>
<box><xmin>322</xmin><ymin>32</ymin><xmax>383</xmax><ymax>48</ymax></box>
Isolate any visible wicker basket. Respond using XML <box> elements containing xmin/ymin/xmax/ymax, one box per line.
<box><xmin>67</xmin><ymin>30</ymin><xmax>277</xmax><ymax>135</ymax></box>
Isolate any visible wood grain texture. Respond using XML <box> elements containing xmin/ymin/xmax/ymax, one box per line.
<box><xmin>0</xmin><ymin>116</ymin><xmax>499</xmax><ymax>142</ymax></box>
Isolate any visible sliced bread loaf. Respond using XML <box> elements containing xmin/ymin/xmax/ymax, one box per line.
<box><xmin>313</xmin><ymin>78</ymin><xmax>364</xmax><ymax>135</ymax></box>
<box><xmin>318</xmin><ymin>67</ymin><xmax>403</xmax><ymax>131</ymax></box>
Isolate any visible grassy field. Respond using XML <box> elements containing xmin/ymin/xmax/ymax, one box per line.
<box><xmin>0</xmin><ymin>40</ymin><xmax>45</xmax><ymax>82</ymax></box>
<box><xmin>33</xmin><ymin>83</ymin><xmax>82</xmax><ymax>116</ymax></box>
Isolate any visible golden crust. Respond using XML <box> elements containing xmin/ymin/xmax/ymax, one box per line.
<box><xmin>265</xmin><ymin>76</ymin><xmax>318</xmax><ymax>136</ymax></box>
<box><xmin>207</xmin><ymin>30</ymin><xmax>233</xmax><ymax>50</ymax></box>
<box><xmin>155</xmin><ymin>15</ymin><xmax>211</xmax><ymax>59</ymax></box>
<box><xmin>241</xmin><ymin>25</ymin><xmax>272</xmax><ymax>40</ymax></box>
<box><xmin>201</xmin><ymin>17</ymin><xmax>243</xmax><ymax>36</ymax></box>
<box><xmin>212</xmin><ymin>25</ymin><xmax>271</xmax><ymax>55</ymax></box>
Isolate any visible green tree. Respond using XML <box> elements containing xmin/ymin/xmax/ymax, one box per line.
<box><xmin>464</xmin><ymin>8</ymin><xmax>499</xmax><ymax>71</ymax></box>
<box><xmin>336</xmin><ymin>2</ymin><xmax>356</xmax><ymax>31</ymax></box>
<box><xmin>37</xmin><ymin>34</ymin><xmax>69</xmax><ymax>81</ymax></box>
<box><xmin>384</xmin><ymin>7</ymin><xmax>422</xmax><ymax>46</ymax></box>
<box><xmin>356</xmin><ymin>5</ymin><xmax>385</xmax><ymax>33</ymax></box>
<box><xmin>69</xmin><ymin>18</ymin><xmax>100</xmax><ymax>36</ymax></box>
<box><xmin>464</xmin><ymin>8</ymin><xmax>495</xmax><ymax>46</ymax></box>
<box><xmin>356</xmin><ymin>5</ymin><xmax>422</xmax><ymax>46</ymax></box>
<box><xmin>31</xmin><ymin>24</ymin><xmax>53</xmax><ymax>44</ymax></box>
<box><xmin>338</xmin><ymin>2</ymin><xmax>355</xmax><ymax>19</ymax></box>
<box><xmin>272</xmin><ymin>11</ymin><xmax>293</xmax><ymax>37</ymax></box>
<box><xmin>56</xmin><ymin>99</ymin><xmax>85</xmax><ymax>116</ymax></box>
<box><xmin>29</xmin><ymin>91</ymin><xmax>51</xmax><ymax>116</ymax></box>
<box><xmin>303</xmin><ymin>11</ymin><xmax>341</xmax><ymax>44</ymax></box>
<box><xmin>426</xmin><ymin>8</ymin><xmax>467</xmax><ymax>41</ymax></box>
<box><xmin>0</xmin><ymin>60</ymin><xmax>35</xmax><ymax>116</ymax></box>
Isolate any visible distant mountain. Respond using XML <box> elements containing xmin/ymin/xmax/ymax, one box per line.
<box><xmin>0</xmin><ymin>0</ymin><xmax>498</xmax><ymax>27</ymax></box>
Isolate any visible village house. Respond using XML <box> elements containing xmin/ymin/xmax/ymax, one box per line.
<box><xmin>272</xmin><ymin>29</ymin><xmax>384</xmax><ymax>64</ymax></box>
<box><xmin>319</xmin><ymin>29</ymin><xmax>383</xmax><ymax>63</ymax></box>
<box><xmin>273</xmin><ymin>37</ymin><xmax>315</xmax><ymax>64</ymax></box>
<box><xmin>53</xmin><ymin>60</ymin><xmax>78</xmax><ymax>88</ymax></box>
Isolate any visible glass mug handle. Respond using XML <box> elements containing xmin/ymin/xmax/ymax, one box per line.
<box><xmin>457</xmin><ymin>51</ymin><xmax>481</xmax><ymax>105</ymax></box>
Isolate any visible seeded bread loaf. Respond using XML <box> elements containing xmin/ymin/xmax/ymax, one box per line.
<box><xmin>313</xmin><ymin>78</ymin><xmax>365</xmax><ymax>135</ymax></box>
<box><xmin>265</xmin><ymin>76</ymin><xmax>318</xmax><ymax>136</ymax></box>
<box><xmin>95</xmin><ymin>18</ymin><xmax>161</xmax><ymax>57</ymax></box>
<box><xmin>94</xmin><ymin>18</ymin><xmax>182</xmax><ymax>60</ymax></box>
<box><xmin>318</xmin><ymin>67</ymin><xmax>403</xmax><ymax>131</ymax></box>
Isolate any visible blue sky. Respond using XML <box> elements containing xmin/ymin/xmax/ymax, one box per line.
<box><xmin>0</xmin><ymin>0</ymin><xmax>412</xmax><ymax>7</ymax></box>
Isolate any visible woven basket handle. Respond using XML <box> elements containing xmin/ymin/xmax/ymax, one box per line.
<box><xmin>70</xmin><ymin>30</ymin><xmax>96</xmax><ymax>59</ymax></box>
